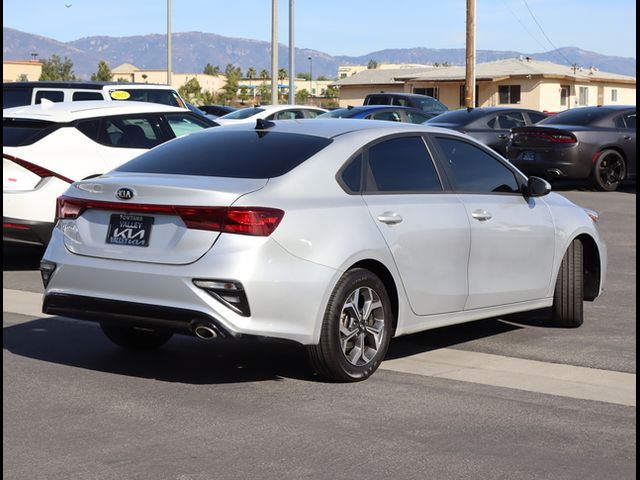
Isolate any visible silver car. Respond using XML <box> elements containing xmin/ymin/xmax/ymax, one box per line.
<box><xmin>41</xmin><ymin>120</ymin><xmax>607</xmax><ymax>382</ymax></box>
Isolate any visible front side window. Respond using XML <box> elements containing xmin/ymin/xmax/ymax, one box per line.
<box><xmin>621</xmin><ymin>112</ymin><xmax>636</xmax><ymax>129</ymax></box>
<box><xmin>498</xmin><ymin>85</ymin><xmax>521</xmax><ymax>104</ymax></box>
<box><xmin>164</xmin><ymin>113</ymin><xmax>213</xmax><ymax>137</ymax></box>
<box><xmin>433</xmin><ymin>137</ymin><xmax>520</xmax><ymax>194</ymax></box>
<box><xmin>365</xmin><ymin>136</ymin><xmax>441</xmax><ymax>193</ymax></box>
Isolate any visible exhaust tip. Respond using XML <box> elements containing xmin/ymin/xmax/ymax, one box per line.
<box><xmin>193</xmin><ymin>324</ymin><xmax>218</xmax><ymax>340</ymax></box>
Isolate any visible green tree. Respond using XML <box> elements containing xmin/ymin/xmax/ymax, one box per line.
<box><xmin>200</xmin><ymin>90</ymin><xmax>217</xmax><ymax>105</ymax></box>
<box><xmin>239</xmin><ymin>86</ymin><xmax>250</xmax><ymax>104</ymax></box>
<box><xmin>17</xmin><ymin>73</ymin><xmax>29</xmax><ymax>82</ymax></box>
<box><xmin>297</xmin><ymin>72</ymin><xmax>311</xmax><ymax>81</ymax></box>
<box><xmin>91</xmin><ymin>60</ymin><xmax>113</xmax><ymax>81</ymax></box>
<box><xmin>324</xmin><ymin>85</ymin><xmax>339</xmax><ymax>99</ymax></box>
<box><xmin>116</xmin><ymin>77</ymin><xmax>130</xmax><ymax>82</ymax></box>
<box><xmin>203</xmin><ymin>63</ymin><xmax>221</xmax><ymax>75</ymax></box>
<box><xmin>39</xmin><ymin>55</ymin><xmax>76</xmax><ymax>80</ymax></box>
<box><xmin>367</xmin><ymin>59</ymin><xmax>379</xmax><ymax>70</ymax></box>
<box><xmin>257</xmin><ymin>83</ymin><xmax>271</xmax><ymax>104</ymax></box>
<box><xmin>259</xmin><ymin>69</ymin><xmax>270</xmax><ymax>83</ymax></box>
<box><xmin>179</xmin><ymin>77</ymin><xmax>203</xmax><ymax>102</ymax></box>
<box><xmin>221</xmin><ymin>65</ymin><xmax>241</xmax><ymax>104</ymax></box>
<box><xmin>317</xmin><ymin>75</ymin><xmax>330</xmax><ymax>81</ymax></box>
<box><xmin>295</xmin><ymin>88</ymin><xmax>310</xmax><ymax>104</ymax></box>
<box><xmin>278</xmin><ymin>68</ymin><xmax>288</xmax><ymax>81</ymax></box>
<box><xmin>246</xmin><ymin>67</ymin><xmax>257</xmax><ymax>81</ymax></box>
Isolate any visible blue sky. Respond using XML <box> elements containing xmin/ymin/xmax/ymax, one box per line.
<box><xmin>3</xmin><ymin>0</ymin><xmax>636</xmax><ymax>58</ymax></box>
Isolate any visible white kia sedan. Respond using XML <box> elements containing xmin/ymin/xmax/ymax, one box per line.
<box><xmin>3</xmin><ymin>100</ymin><xmax>216</xmax><ymax>245</ymax></box>
<box><xmin>214</xmin><ymin>104</ymin><xmax>327</xmax><ymax>125</ymax></box>
<box><xmin>41</xmin><ymin>120</ymin><xmax>606</xmax><ymax>382</ymax></box>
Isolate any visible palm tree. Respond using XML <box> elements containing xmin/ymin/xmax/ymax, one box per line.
<box><xmin>259</xmin><ymin>69</ymin><xmax>269</xmax><ymax>84</ymax></box>
<box><xmin>247</xmin><ymin>67</ymin><xmax>257</xmax><ymax>98</ymax></box>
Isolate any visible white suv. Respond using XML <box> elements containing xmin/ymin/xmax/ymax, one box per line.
<box><xmin>3</xmin><ymin>100</ymin><xmax>216</xmax><ymax>245</ymax></box>
<box><xmin>3</xmin><ymin>81</ymin><xmax>187</xmax><ymax>110</ymax></box>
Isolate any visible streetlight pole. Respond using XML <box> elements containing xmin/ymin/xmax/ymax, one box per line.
<box><xmin>271</xmin><ymin>0</ymin><xmax>279</xmax><ymax>105</ymax></box>
<box><xmin>288</xmin><ymin>0</ymin><xmax>295</xmax><ymax>104</ymax></box>
<box><xmin>167</xmin><ymin>0</ymin><xmax>172</xmax><ymax>86</ymax></box>
<box><xmin>308</xmin><ymin>56</ymin><xmax>313</xmax><ymax>100</ymax></box>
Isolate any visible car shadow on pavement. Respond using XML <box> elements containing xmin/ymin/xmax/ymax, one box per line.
<box><xmin>3</xmin><ymin>244</ymin><xmax>45</xmax><ymax>271</ymax></box>
<box><xmin>5</xmin><ymin>309</ymin><xmax>554</xmax><ymax>384</ymax></box>
<box><xmin>550</xmin><ymin>179</ymin><xmax>636</xmax><ymax>194</ymax></box>
<box><xmin>3</xmin><ymin>316</ymin><xmax>318</xmax><ymax>384</ymax></box>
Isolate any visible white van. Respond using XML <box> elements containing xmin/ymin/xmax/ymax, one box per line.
<box><xmin>3</xmin><ymin>81</ymin><xmax>187</xmax><ymax>110</ymax></box>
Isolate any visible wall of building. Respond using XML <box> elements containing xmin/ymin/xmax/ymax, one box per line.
<box><xmin>3</xmin><ymin>61</ymin><xmax>42</xmax><ymax>82</ymax></box>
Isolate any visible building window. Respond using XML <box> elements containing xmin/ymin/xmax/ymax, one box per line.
<box><xmin>413</xmin><ymin>87</ymin><xmax>439</xmax><ymax>99</ymax></box>
<box><xmin>560</xmin><ymin>85</ymin><xmax>570</xmax><ymax>106</ymax></box>
<box><xmin>611</xmin><ymin>89</ymin><xmax>618</xmax><ymax>102</ymax></box>
<box><xmin>498</xmin><ymin>85</ymin><xmax>521</xmax><ymax>104</ymax></box>
<box><xmin>578</xmin><ymin>87</ymin><xmax>589</xmax><ymax>106</ymax></box>
<box><xmin>339</xmin><ymin>73</ymin><xmax>347</xmax><ymax>79</ymax></box>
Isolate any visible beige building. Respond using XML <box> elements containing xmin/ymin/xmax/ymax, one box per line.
<box><xmin>3</xmin><ymin>60</ymin><xmax>43</xmax><ymax>82</ymax></box>
<box><xmin>336</xmin><ymin>58</ymin><xmax>636</xmax><ymax>111</ymax></box>
<box><xmin>338</xmin><ymin>63</ymin><xmax>432</xmax><ymax>79</ymax></box>
<box><xmin>111</xmin><ymin>64</ymin><xmax>227</xmax><ymax>95</ymax></box>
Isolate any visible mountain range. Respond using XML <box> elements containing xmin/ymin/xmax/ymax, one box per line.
<box><xmin>3</xmin><ymin>27</ymin><xmax>636</xmax><ymax>79</ymax></box>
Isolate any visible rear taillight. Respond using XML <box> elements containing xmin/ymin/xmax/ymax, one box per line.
<box><xmin>514</xmin><ymin>131</ymin><xmax>577</xmax><ymax>144</ymax></box>
<box><xmin>55</xmin><ymin>196</ymin><xmax>284</xmax><ymax>236</ymax></box>
<box><xmin>3</xmin><ymin>154</ymin><xmax>74</xmax><ymax>183</ymax></box>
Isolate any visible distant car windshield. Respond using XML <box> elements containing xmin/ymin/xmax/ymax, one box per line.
<box><xmin>117</xmin><ymin>130</ymin><xmax>332</xmax><ymax>178</ymax></box>
<box><xmin>109</xmin><ymin>89</ymin><xmax>184</xmax><ymax>108</ymax></box>
<box><xmin>317</xmin><ymin>109</ymin><xmax>354</xmax><ymax>118</ymax></box>
<box><xmin>414</xmin><ymin>97</ymin><xmax>448</xmax><ymax>113</ymax></box>
<box><xmin>426</xmin><ymin>109</ymin><xmax>486</xmax><ymax>125</ymax></box>
<box><xmin>220</xmin><ymin>107</ymin><xmax>266</xmax><ymax>120</ymax></box>
<box><xmin>541</xmin><ymin>108</ymin><xmax>612</xmax><ymax>126</ymax></box>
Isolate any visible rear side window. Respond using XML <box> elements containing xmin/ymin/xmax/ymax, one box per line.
<box><xmin>3</xmin><ymin>118</ymin><xmax>58</xmax><ymax>146</ymax></box>
<box><xmin>372</xmin><ymin>110</ymin><xmax>402</xmax><ymax>122</ymax></box>
<box><xmin>366</xmin><ymin>95</ymin><xmax>391</xmax><ymax>106</ymax></box>
<box><xmin>35</xmin><ymin>90</ymin><xmax>64</xmax><ymax>103</ymax></box>
<box><xmin>164</xmin><ymin>113</ymin><xmax>213</xmax><ymax>137</ymax></box>
<box><xmin>73</xmin><ymin>91</ymin><xmax>105</xmax><ymax>101</ymax></box>
<box><xmin>98</xmin><ymin>116</ymin><xmax>164</xmax><ymax>148</ymax></box>
<box><xmin>433</xmin><ymin>137</ymin><xmax>519</xmax><ymax>193</ymax></box>
<box><xmin>3</xmin><ymin>87</ymin><xmax>33</xmax><ymax>109</ymax></box>
<box><xmin>339</xmin><ymin>154</ymin><xmax>363</xmax><ymax>193</ymax></box>
<box><xmin>117</xmin><ymin>130</ymin><xmax>332</xmax><ymax>178</ymax></box>
<box><xmin>527</xmin><ymin>112</ymin><xmax>547</xmax><ymax>124</ymax></box>
<box><xmin>365</xmin><ymin>136</ymin><xmax>441</xmax><ymax>193</ymax></box>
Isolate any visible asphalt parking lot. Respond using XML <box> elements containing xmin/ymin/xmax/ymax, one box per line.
<box><xmin>3</xmin><ymin>184</ymin><xmax>636</xmax><ymax>480</ymax></box>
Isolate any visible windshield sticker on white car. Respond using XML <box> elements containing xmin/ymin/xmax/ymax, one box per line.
<box><xmin>110</xmin><ymin>90</ymin><xmax>131</xmax><ymax>100</ymax></box>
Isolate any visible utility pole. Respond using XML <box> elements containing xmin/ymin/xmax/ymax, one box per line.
<box><xmin>271</xmin><ymin>0</ymin><xmax>279</xmax><ymax>105</ymax></box>
<box><xmin>465</xmin><ymin>0</ymin><xmax>475</xmax><ymax>108</ymax></box>
<box><xmin>288</xmin><ymin>0</ymin><xmax>295</xmax><ymax>104</ymax></box>
<box><xmin>167</xmin><ymin>0</ymin><xmax>172</xmax><ymax>86</ymax></box>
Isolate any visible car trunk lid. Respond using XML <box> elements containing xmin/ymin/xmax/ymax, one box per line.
<box><xmin>59</xmin><ymin>173</ymin><xmax>268</xmax><ymax>264</ymax></box>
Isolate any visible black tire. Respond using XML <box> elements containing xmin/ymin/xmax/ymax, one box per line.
<box><xmin>591</xmin><ymin>149</ymin><xmax>626</xmax><ymax>192</ymax></box>
<box><xmin>551</xmin><ymin>239</ymin><xmax>584</xmax><ymax>328</ymax></box>
<box><xmin>307</xmin><ymin>268</ymin><xmax>393</xmax><ymax>382</ymax></box>
<box><xmin>100</xmin><ymin>322</ymin><xmax>173</xmax><ymax>350</ymax></box>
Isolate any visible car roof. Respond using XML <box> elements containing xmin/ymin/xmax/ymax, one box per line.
<box><xmin>346</xmin><ymin>105</ymin><xmax>425</xmax><ymax>112</ymax></box>
<box><xmin>3</xmin><ymin>100</ymin><xmax>188</xmax><ymax>122</ymax></box>
<box><xmin>365</xmin><ymin>92</ymin><xmax>432</xmax><ymax>98</ymax></box>
<box><xmin>219</xmin><ymin>118</ymin><xmax>466</xmax><ymax>140</ymax></box>
<box><xmin>3</xmin><ymin>81</ymin><xmax>179</xmax><ymax>91</ymax></box>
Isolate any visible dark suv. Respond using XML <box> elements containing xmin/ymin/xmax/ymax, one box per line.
<box><xmin>363</xmin><ymin>92</ymin><xmax>448</xmax><ymax>116</ymax></box>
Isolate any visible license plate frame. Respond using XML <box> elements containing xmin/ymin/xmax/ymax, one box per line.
<box><xmin>106</xmin><ymin>213</ymin><xmax>154</xmax><ymax>247</ymax></box>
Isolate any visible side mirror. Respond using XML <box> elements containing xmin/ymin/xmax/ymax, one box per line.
<box><xmin>526</xmin><ymin>176</ymin><xmax>552</xmax><ymax>197</ymax></box>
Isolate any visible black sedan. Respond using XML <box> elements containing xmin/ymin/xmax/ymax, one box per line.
<box><xmin>508</xmin><ymin>106</ymin><xmax>636</xmax><ymax>191</ymax></box>
<box><xmin>425</xmin><ymin>107</ymin><xmax>547</xmax><ymax>156</ymax></box>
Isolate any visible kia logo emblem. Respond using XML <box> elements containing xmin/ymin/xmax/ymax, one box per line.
<box><xmin>115</xmin><ymin>187</ymin><xmax>135</xmax><ymax>200</ymax></box>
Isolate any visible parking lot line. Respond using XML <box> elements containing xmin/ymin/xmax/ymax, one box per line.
<box><xmin>3</xmin><ymin>288</ymin><xmax>635</xmax><ymax>406</ymax></box>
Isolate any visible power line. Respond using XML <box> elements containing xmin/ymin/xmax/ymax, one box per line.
<box><xmin>500</xmin><ymin>0</ymin><xmax>554</xmax><ymax>54</ymax></box>
<box><xmin>521</xmin><ymin>0</ymin><xmax>574</xmax><ymax>66</ymax></box>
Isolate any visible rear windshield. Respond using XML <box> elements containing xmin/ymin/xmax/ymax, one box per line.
<box><xmin>117</xmin><ymin>130</ymin><xmax>332</xmax><ymax>178</ymax></box>
<box><xmin>3</xmin><ymin>87</ymin><xmax>33</xmax><ymax>109</ymax></box>
<box><xmin>541</xmin><ymin>108</ymin><xmax>611</xmax><ymax>126</ymax></box>
<box><xmin>108</xmin><ymin>89</ymin><xmax>184</xmax><ymax>107</ymax></box>
<box><xmin>317</xmin><ymin>108</ymin><xmax>353</xmax><ymax>118</ymax></box>
<box><xmin>425</xmin><ymin>109</ymin><xmax>484</xmax><ymax>126</ymax></box>
<box><xmin>3</xmin><ymin>118</ymin><xmax>58</xmax><ymax>146</ymax></box>
<box><xmin>220</xmin><ymin>107</ymin><xmax>266</xmax><ymax>120</ymax></box>
<box><xmin>413</xmin><ymin>97</ymin><xmax>448</xmax><ymax>113</ymax></box>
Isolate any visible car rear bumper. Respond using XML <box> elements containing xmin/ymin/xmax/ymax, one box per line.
<box><xmin>42</xmin><ymin>227</ymin><xmax>339</xmax><ymax>345</ymax></box>
<box><xmin>508</xmin><ymin>147</ymin><xmax>592</xmax><ymax>180</ymax></box>
<box><xmin>3</xmin><ymin>217</ymin><xmax>54</xmax><ymax>246</ymax></box>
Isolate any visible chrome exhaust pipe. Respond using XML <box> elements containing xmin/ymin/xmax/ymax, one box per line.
<box><xmin>193</xmin><ymin>324</ymin><xmax>218</xmax><ymax>340</ymax></box>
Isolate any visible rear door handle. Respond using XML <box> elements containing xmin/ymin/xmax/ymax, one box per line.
<box><xmin>471</xmin><ymin>209</ymin><xmax>492</xmax><ymax>222</ymax></box>
<box><xmin>377</xmin><ymin>212</ymin><xmax>403</xmax><ymax>225</ymax></box>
